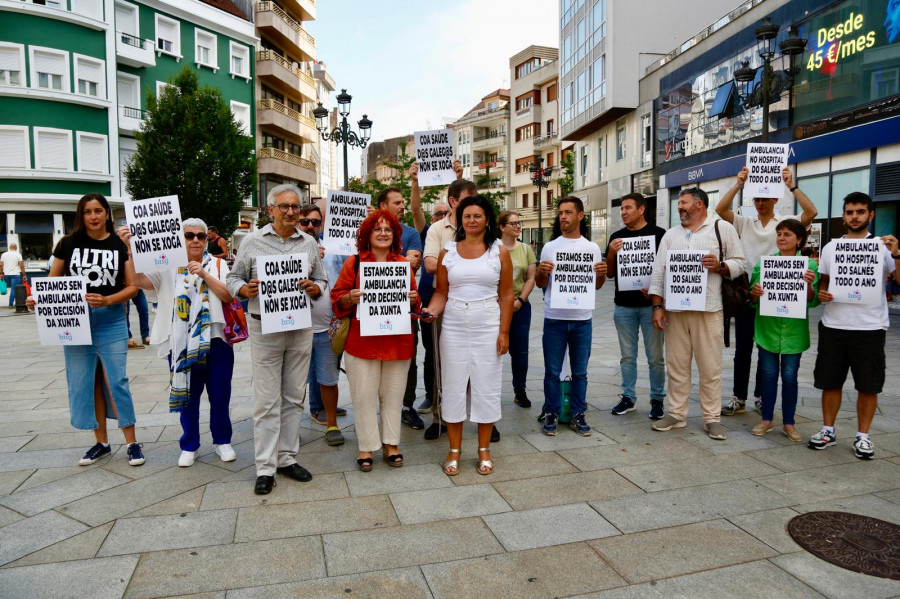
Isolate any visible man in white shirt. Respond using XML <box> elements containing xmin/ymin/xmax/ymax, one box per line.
<box><xmin>1</xmin><ymin>243</ymin><xmax>26</xmax><ymax>308</ymax></box>
<box><xmin>649</xmin><ymin>188</ymin><xmax>748</xmax><ymax>440</ymax></box>
<box><xmin>808</xmin><ymin>192</ymin><xmax>900</xmax><ymax>459</ymax></box>
<box><xmin>535</xmin><ymin>197</ymin><xmax>607</xmax><ymax>437</ymax></box>
<box><xmin>715</xmin><ymin>167</ymin><xmax>817</xmax><ymax>415</ymax></box>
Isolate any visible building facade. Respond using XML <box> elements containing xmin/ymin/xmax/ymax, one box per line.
<box><xmin>312</xmin><ymin>60</ymin><xmax>335</xmax><ymax>198</ymax></box>
<box><xmin>0</xmin><ymin>0</ymin><xmax>256</xmax><ymax>268</ymax></box>
<box><xmin>451</xmin><ymin>89</ymin><xmax>510</xmax><ymax>194</ymax></box>
<box><xmin>361</xmin><ymin>134</ymin><xmax>414</xmax><ymax>183</ymax></box>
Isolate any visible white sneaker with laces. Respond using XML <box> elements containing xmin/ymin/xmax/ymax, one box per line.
<box><xmin>178</xmin><ymin>450</ymin><xmax>196</xmax><ymax>467</ymax></box>
<box><xmin>215</xmin><ymin>444</ymin><xmax>237</xmax><ymax>462</ymax></box>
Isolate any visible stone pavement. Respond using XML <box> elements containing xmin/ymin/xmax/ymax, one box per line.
<box><xmin>0</xmin><ymin>287</ymin><xmax>899</xmax><ymax>598</ymax></box>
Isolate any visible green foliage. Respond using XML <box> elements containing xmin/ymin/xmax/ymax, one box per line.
<box><xmin>474</xmin><ymin>166</ymin><xmax>511</xmax><ymax>218</ymax></box>
<box><xmin>125</xmin><ymin>66</ymin><xmax>256</xmax><ymax>237</ymax></box>
<box><xmin>557</xmin><ymin>151</ymin><xmax>575</xmax><ymax>199</ymax></box>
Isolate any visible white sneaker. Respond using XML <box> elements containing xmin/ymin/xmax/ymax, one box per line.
<box><xmin>177</xmin><ymin>450</ymin><xmax>196</xmax><ymax>467</ymax></box>
<box><xmin>214</xmin><ymin>444</ymin><xmax>237</xmax><ymax>462</ymax></box>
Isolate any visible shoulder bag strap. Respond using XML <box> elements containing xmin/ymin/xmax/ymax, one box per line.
<box><xmin>713</xmin><ymin>220</ymin><xmax>724</xmax><ymax>262</ymax></box>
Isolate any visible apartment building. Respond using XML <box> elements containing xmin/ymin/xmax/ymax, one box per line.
<box><xmin>0</xmin><ymin>0</ymin><xmax>256</xmax><ymax>267</ymax></box>
<box><xmin>451</xmin><ymin>89</ymin><xmax>510</xmax><ymax>193</ymax></box>
<box><xmin>362</xmin><ymin>134</ymin><xmax>414</xmax><ymax>183</ymax></box>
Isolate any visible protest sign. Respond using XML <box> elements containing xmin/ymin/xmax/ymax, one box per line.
<box><xmin>759</xmin><ymin>255</ymin><xmax>808</xmax><ymax>319</ymax></box>
<box><xmin>125</xmin><ymin>195</ymin><xmax>188</xmax><ymax>273</ymax></box>
<box><xmin>664</xmin><ymin>250</ymin><xmax>708</xmax><ymax>311</ymax></box>
<box><xmin>807</xmin><ymin>223</ymin><xmax>822</xmax><ymax>252</ymax></box>
<box><xmin>33</xmin><ymin>277</ymin><xmax>91</xmax><ymax>346</ymax></box>
<box><xmin>745</xmin><ymin>143</ymin><xmax>789</xmax><ymax>198</ymax></box>
<box><xmin>256</xmin><ymin>254</ymin><xmax>312</xmax><ymax>334</ymax></box>
<box><xmin>828</xmin><ymin>238</ymin><xmax>883</xmax><ymax>305</ymax></box>
<box><xmin>414</xmin><ymin>129</ymin><xmax>455</xmax><ymax>187</ymax></box>
<box><xmin>358</xmin><ymin>262</ymin><xmax>411</xmax><ymax>336</ymax></box>
<box><xmin>322</xmin><ymin>191</ymin><xmax>370</xmax><ymax>255</ymax></box>
<box><xmin>617</xmin><ymin>236</ymin><xmax>656</xmax><ymax>291</ymax></box>
<box><xmin>550</xmin><ymin>249</ymin><xmax>597</xmax><ymax>309</ymax></box>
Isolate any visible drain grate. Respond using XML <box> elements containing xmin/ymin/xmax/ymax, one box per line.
<box><xmin>787</xmin><ymin>511</ymin><xmax>900</xmax><ymax>580</ymax></box>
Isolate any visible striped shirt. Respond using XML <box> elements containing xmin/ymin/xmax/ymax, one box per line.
<box><xmin>226</xmin><ymin>224</ymin><xmax>328</xmax><ymax>317</ymax></box>
<box><xmin>648</xmin><ymin>216</ymin><xmax>748</xmax><ymax>313</ymax></box>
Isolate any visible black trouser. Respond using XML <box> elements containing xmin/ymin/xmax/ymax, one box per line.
<box><xmin>733</xmin><ymin>305</ymin><xmax>761</xmax><ymax>400</ymax></box>
<box><xmin>420</xmin><ymin>318</ymin><xmax>436</xmax><ymax>403</ymax></box>
<box><xmin>402</xmin><ymin>319</ymin><xmax>420</xmax><ymax>409</ymax></box>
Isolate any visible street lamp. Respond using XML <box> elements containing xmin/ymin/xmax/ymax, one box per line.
<box><xmin>529</xmin><ymin>155</ymin><xmax>553</xmax><ymax>256</ymax></box>
<box><xmin>732</xmin><ymin>18</ymin><xmax>807</xmax><ymax>142</ymax></box>
<box><xmin>313</xmin><ymin>88</ymin><xmax>372</xmax><ymax>189</ymax></box>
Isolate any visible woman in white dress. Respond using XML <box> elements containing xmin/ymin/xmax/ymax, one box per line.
<box><xmin>424</xmin><ymin>195</ymin><xmax>514</xmax><ymax>475</ymax></box>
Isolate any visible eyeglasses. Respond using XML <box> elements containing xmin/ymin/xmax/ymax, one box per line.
<box><xmin>299</xmin><ymin>218</ymin><xmax>322</xmax><ymax>227</ymax></box>
<box><xmin>373</xmin><ymin>227</ymin><xmax>394</xmax><ymax>234</ymax></box>
<box><xmin>505</xmin><ymin>221</ymin><xmax>522</xmax><ymax>227</ymax></box>
<box><xmin>432</xmin><ymin>211</ymin><xmax>450</xmax><ymax>219</ymax></box>
<box><xmin>184</xmin><ymin>232</ymin><xmax>208</xmax><ymax>241</ymax></box>
<box><xmin>275</xmin><ymin>204</ymin><xmax>302</xmax><ymax>213</ymax></box>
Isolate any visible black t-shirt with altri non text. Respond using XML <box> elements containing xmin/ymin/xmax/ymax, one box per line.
<box><xmin>53</xmin><ymin>232</ymin><xmax>130</xmax><ymax>297</ymax></box>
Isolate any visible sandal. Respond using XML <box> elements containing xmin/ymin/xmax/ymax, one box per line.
<box><xmin>477</xmin><ymin>447</ymin><xmax>493</xmax><ymax>475</ymax></box>
<box><xmin>443</xmin><ymin>448</ymin><xmax>460</xmax><ymax>476</ymax></box>
<box><xmin>356</xmin><ymin>457</ymin><xmax>373</xmax><ymax>472</ymax></box>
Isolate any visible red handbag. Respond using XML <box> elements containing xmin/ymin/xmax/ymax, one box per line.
<box><xmin>217</xmin><ymin>259</ymin><xmax>248</xmax><ymax>344</ymax></box>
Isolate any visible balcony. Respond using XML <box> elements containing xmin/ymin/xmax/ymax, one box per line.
<box><xmin>257</xmin><ymin>98</ymin><xmax>318</xmax><ymax>143</ymax></box>
<box><xmin>533</xmin><ymin>132</ymin><xmax>558</xmax><ymax>150</ymax></box>
<box><xmin>472</xmin><ymin>158</ymin><xmax>506</xmax><ymax>176</ymax></box>
<box><xmin>258</xmin><ymin>146</ymin><xmax>317</xmax><ymax>184</ymax></box>
<box><xmin>472</xmin><ymin>132</ymin><xmax>506</xmax><ymax>152</ymax></box>
<box><xmin>116</xmin><ymin>32</ymin><xmax>156</xmax><ymax>68</ymax></box>
<box><xmin>515</xmin><ymin>104</ymin><xmax>540</xmax><ymax>122</ymax></box>
<box><xmin>256</xmin><ymin>2</ymin><xmax>315</xmax><ymax>62</ymax></box>
<box><xmin>458</xmin><ymin>104</ymin><xmax>509</xmax><ymax>127</ymax></box>
<box><xmin>256</xmin><ymin>50</ymin><xmax>316</xmax><ymax>101</ymax></box>
<box><xmin>118</xmin><ymin>105</ymin><xmax>145</xmax><ymax>134</ymax></box>
<box><xmin>289</xmin><ymin>0</ymin><xmax>316</xmax><ymax>21</ymax></box>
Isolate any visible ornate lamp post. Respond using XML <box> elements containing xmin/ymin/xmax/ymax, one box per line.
<box><xmin>529</xmin><ymin>155</ymin><xmax>553</xmax><ymax>256</ymax></box>
<box><xmin>313</xmin><ymin>89</ymin><xmax>372</xmax><ymax>189</ymax></box>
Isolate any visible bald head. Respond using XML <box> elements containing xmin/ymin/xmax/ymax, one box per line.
<box><xmin>9</xmin><ymin>243</ymin><xmax>16</xmax><ymax>251</ymax></box>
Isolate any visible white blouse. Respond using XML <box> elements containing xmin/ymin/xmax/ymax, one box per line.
<box><xmin>443</xmin><ymin>240</ymin><xmax>502</xmax><ymax>302</ymax></box>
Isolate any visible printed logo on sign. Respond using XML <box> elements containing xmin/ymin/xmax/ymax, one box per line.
<box><xmin>380</xmin><ymin>319</ymin><xmax>393</xmax><ymax>331</ymax></box>
<box><xmin>566</xmin><ymin>296</ymin><xmax>579</xmax><ymax>305</ymax></box>
<box><xmin>154</xmin><ymin>254</ymin><xmax>169</xmax><ymax>266</ymax></box>
<box><xmin>58</xmin><ymin>331</ymin><xmax>73</xmax><ymax>342</ymax></box>
<box><xmin>339</xmin><ymin>242</ymin><xmax>353</xmax><ymax>253</ymax></box>
<box><xmin>631</xmin><ymin>280</ymin><xmax>644</xmax><ymax>288</ymax></box>
<box><xmin>680</xmin><ymin>297</ymin><xmax>692</xmax><ymax>307</ymax></box>
<box><xmin>281</xmin><ymin>315</ymin><xmax>295</xmax><ymax>326</ymax></box>
<box><xmin>758</xmin><ymin>185</ymin><xmax>770</xmax><ymax>195</ymax></box>
<box><xmin>847</xmin><ymin>290</ymin><xmax>862</xmax><ymax>301</ymax></box>
<box><xmin>777</xmin><ymin>305</ymin><xmax>790</xmax><ymax>315</ymax></box>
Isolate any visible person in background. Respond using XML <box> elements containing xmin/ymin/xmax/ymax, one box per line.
<box><xmin>207</xmin><ymin>226</ymin><xmax>229</xmax><ymax>259</ymax></box>
<box><xmin>126</xmin><ymin>289</ymin><xmax>151</xmax><ymax>349</ymax></box>
<box><xmin>1</xmin><ymin>242</ymin><xmax>26</xmax><ymax>308</ymax></box>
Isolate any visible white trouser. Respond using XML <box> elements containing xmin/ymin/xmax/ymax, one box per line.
<box><xmin>439</xmin><ymin>298</ymin><xmax>501</xmax><ymax>423</ymax></box>
<box><xmin>344</xmin><ymin>353</ymin><xmax>410</xmax><ymax>452</ymax></box>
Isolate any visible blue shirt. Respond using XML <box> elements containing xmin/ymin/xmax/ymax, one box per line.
<box><xmin>401</xmin><ymin>224</ymin><xmax>423</xmax><ymax>257</ymax></box>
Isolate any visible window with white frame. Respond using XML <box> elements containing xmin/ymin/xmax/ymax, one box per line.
<box><xmin>195</xmin><ymin>29</ymin><xmax>217</xmax><ymax>70</ymax></box>
<box><xmin>597</xmin><ymin>137</ymin><xmax>605</xmax><ymax>182</ymax></box>
<box><xmin>231</xmin><ymin>101</ymin><xmax>250</xmax><ymax>136</ymax></box>
<box><xmin>74</xmin><ymin>55</ymin><xmax>104</xmax><ymax>98</ymax></box>
<box><xmin>0</xmin><ymin>126</ymin><xmax>30</xmax><ymax>169</ymax></box>
<box><xmin>580</xmin><ymin>145</ymin><xmax>589</xmax><ymax>187</ymax></box>
<box><xmin>114</xmin><ymin>1</ymin><xmax>139</xmax><ymax>37</ymax></box>
<box><xmin>0</xmin><ymin>44</ymin><xmax>25</xmax><ymax>87</ymax></box>
<box><xmin>640</xmin><ymin>114</ymin><xmax>652</xmax><ymax>167</ymax></box>
<box><xmin>155</xmin><ymin>14</ymin><xmax>180</xmax><ymax>57</ymax></box>
<box><xmin>229</xmin><ymin>41</ymin><xmax>249</xmax><ymax>79</ymax></box>
<box><xmin>117</xmin><ymin>72</ymin><xmax>140</xmax><ymax>114</ymax></box>
<box><xmin>77</xmin><ymin>132</ymin><xmax>108</xmax><ymax>174</ymax></box>
<box><xmin>30</xmin><ymin>47</ymin><xmax>68</xmax><ymax>92</ymax></box>
<box><xmin>34</xmin><ymin>128</ymin><xmax>73</xmax><ymax>171</ymax></box>
<box><xmin>70</xmin><ymin>0</ymin><xmax>104</xmax><ymax>21</ymax></box>
<box><xmin>616</xmin><ymin>120</ymin><xmax>626</xmax><ymax>161</ymax></box>
<box><xmin>32</xmin><ymin>0</ymin><xmax>63</xmax><ymax>8</ymax></box>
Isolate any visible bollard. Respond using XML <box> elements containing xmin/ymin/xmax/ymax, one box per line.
<box><xmin>14</xmin><ymin>284</ymin><xmax>28</xmax><ymax>313</ymax></box>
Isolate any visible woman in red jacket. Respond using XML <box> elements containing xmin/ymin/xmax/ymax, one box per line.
<box><xmin>332</xmin><ymin>210</ymin><xmax>420</xmax><ymax>471</ymax></box>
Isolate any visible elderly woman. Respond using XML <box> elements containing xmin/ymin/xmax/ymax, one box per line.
<box><xmin>331</xmin><ymin>209</ymin><xmax>420</xmax><ymax>471</ymax></box>
<box><xmin>118</xmin><ymin>218</ymin><xmax>237</xmax><ymax>467</ymax></box>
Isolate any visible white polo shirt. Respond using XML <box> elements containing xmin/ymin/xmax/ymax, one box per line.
<box><xmin>733</xmin><ymin>213</ymin><xmax>799</xmax><ymax>270</ymax></box>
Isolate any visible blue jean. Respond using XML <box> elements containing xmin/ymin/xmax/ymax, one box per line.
<box><xmin>542</xmin><ymin>318</ymin><xmax>592</xmax><ymax>415</ymax></box>
<box><xmin>63</xmin><ymin>303</ymin><xmax>136</xmax><ymax>430</ymax></box>
<box><xmin>758</xmin><ymin>346</ymin><xmax>800</xmax><ymax>425</ymax></box>
<box><xmin>5</xmin><ymin>274</ymin><xmax>21</xmax><ymax>306</ymax></box>
<box><xmin>126</xmin><ymin>289</ymin><xmax>150</xmax><ymax>340</ymax></box>
<box><xmin>307</xmin><ymin>330</ymin><xmax>340</xmax><ymax>413</ymax></box>
<box><xmin>179</xmin><ymin>338</ymin><xmax>234</xmax><ymax>451</ymax></box>
<box><xmin>509</xmin><ymin>301</ymin><xmax>532</xmax><ymax>392</ymax></box>
<box><xmin>613</xmin><ymin>305</ymin><xmax>666</xmax><ymax>401</ymax></box>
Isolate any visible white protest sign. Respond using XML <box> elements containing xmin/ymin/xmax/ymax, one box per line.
<box><xmin>358</xmin><ymin>262</ymin><xmax>411</xmax><ymax>336</ymax></box>
<box><xmin>664</xmin><ymin>250</ymin><xmax>708</xmax><ymax>311</ymax></box>
<box><xmin>807</xmin><ymin>223</ymin><xmax>822</xmax><ymax>251</ymax></box>
<box><xmin>828</xmin><ymin>238</ymin><xmax>883</xmax><ymax>305</ymax></box>
<box><xmin>323</xmin><ymin>191</ymin><xmax>370</xmax><ymax>255</ymax></box>
<box><xmin>617</xmin><ymin>236</ymin><xmax>656</xmax><ymax>292</ymax></box>
<box><xmin>760</xmin><ymin>255</ymin><xmax>808</xmax><ymax>319</ymax></box>
<box><xmin>550</xmin><ymin>249</ymin><xmax>596</xmax><ymax>309</ymax></box>
<box><xmin>125</xmin><ymin>195</ymin><xmax>188</xmax><ymax>273</ymax></box>
<box><xmin>414</xmin><ymin>128</ymin><xmax>455</xmax><ymax>187</ymax></box>
<box><xmin>256</xmin><ymin>254</ymin><xmax>312</xmax><ymax>334</ymax></box>
<box><xmin>33</xmin><ymin>277</ymin><xmax>92</xmax><ymax>346</ymax></box>
<box><xmin>745</xmin><ymin>143</ymin><xmax>789</xmax><ymax>198</ymax></box>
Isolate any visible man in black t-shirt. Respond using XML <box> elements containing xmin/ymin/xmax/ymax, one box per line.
<box><xmin>605</xmin><ymin>193</ymin><xmax>667</xmax><ymax>419</ymax></box>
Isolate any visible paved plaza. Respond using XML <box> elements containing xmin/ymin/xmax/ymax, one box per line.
<box><xmin>0</xmin><ymin>287</ymin><xmax>899</xmax><ymax>598</ymax></box>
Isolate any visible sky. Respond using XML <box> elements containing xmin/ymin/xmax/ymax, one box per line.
<box><xmin>305</xmin><ymin>0</ymin><xmax>559</xmax><ymax>182</ymax></box>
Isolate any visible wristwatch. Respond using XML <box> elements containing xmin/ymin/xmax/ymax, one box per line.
<box><xmin>789</xmin><ymin>186</ymin><xmax>798</xmax><ymax>192</ymax></box>
<box><xmin>719</xmin><ymin>261</ymin><xmax>726</xmax><ymax>272</ymax></box>
<box><xmin>652</xmin><ymin>305</ymin><xmax>664</xmax><ymax>311</ymax></box>
<box><xmin>515</xmin><ymin>296</ymin><xmax>528</xmax><ymax>304</ymax></box>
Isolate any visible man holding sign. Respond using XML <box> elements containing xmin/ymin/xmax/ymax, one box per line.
<box><xmin>809</xmin><ymin>192</ymin><xmax>900</xmax><ymax>459</ymax></box>
<box><xmin>649</xmin><ymin>188</ymin><xmax>748</xmax><ymax>440</ymax></box>
<box><xmin>226</xmin><ymin>184</ymin><xmax>327</xmax><ymax>495</ymax></box>
<box><xmin>605</xmin><ymin>193</ymin><xmax>667</xmax><ymax>419</ymax></box>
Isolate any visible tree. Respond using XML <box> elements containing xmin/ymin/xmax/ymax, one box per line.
<box><xmin>557</xmin><ymin>151</ymin><xmax>575</xmax><ymax>199</ymax></box>
<box><xmin>125</xmin><ymin>67</ymin><xmax>256</xmax><ymax>237</ymax></box>
<box><xmin>474</xmin><ymin>166</ymin><xmax>511</xmax><ymax>218</ymax></box>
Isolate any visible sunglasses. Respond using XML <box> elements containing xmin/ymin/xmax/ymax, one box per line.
<box><xmin>299</xmin><ymin>218</ymin><xmax>322</xmax><ymax>227</ymax></box>
<box><xmin>184</xmin><ymin>232</ymin><xmax>208</xmax><ymax>241</ymax></box>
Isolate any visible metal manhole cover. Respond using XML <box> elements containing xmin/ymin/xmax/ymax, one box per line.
<box><xmin>787</xmin><ymin>511</ymin><xmax>900</xmax><ymax>580</ymax></box>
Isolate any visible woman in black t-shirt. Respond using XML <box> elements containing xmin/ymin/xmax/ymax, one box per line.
<box><xmin>28</xmin><ymin>193</ymin><xmax>145</xmax><ymax>467</ymax></box>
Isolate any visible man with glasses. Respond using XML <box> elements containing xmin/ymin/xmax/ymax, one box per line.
<box><xmin>227</xmin><ymin>184</ymin><xmax>328</xmax><ymax>495</ymax></box>
<box><xmin>715</xmin><ymin>167</ymin><xmax>817</xmax><ymax>416</ymax></box>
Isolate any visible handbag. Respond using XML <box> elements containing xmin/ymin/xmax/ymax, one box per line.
<box><xmin>0</xmin><ymin>279</ymin><xmax>6</xmax><ymax>295</ymax></box>
<box><xmin>714</xmin><ymin>219</ymin><xmax>751</xmax><ymax>323</ymax></box>
<box><xmin>216</xmin><ymin>259</ymin><xmax>248</xmax><ymax>345</ymax></box>
<box><xmin>329</xmin><ymin>255</ymin><xmax>360</xmax><ymax>355</ymax></box>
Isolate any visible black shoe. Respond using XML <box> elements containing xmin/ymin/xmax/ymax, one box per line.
<box><xmin>254</xmin><ymin>475</ymin><xmax>275</xmax><ymax>495</ymax></box>
<box><xmin>78</xmin><ymin>442</ymin><xmax>111</xmax><ymax>466</ymax></box>
<box><xmin>514</xmin><ymin>390</ymin><xmax>532</xmax><ymax>408</ymax></box>
<box><xmin>491</xmin><ymin>425</ymin><xmax>500</xmax><ymax>443</ymax></box>
<box><xmin>276</xmin><ymin>463</ymin><xmax>312</xmax><ymax>482</ymax></box>
<box><xmin>611</xmin><ymin>396</ymin><xmax>636</xmax><ymax>415</ymax></box>
<box><xmin>401</xmin><ymin>408</ymin><xmax>425</xmax><ymax>430</ymax></box>
<box><xmin>424</xmin><ymin>422</ymin><xmax>447</xmax><ymax>440</ymax></box>
<box><xmin>649</xmin><ymin>400</ymin><xmax>665</xmax><ymax>420</ymax></box>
